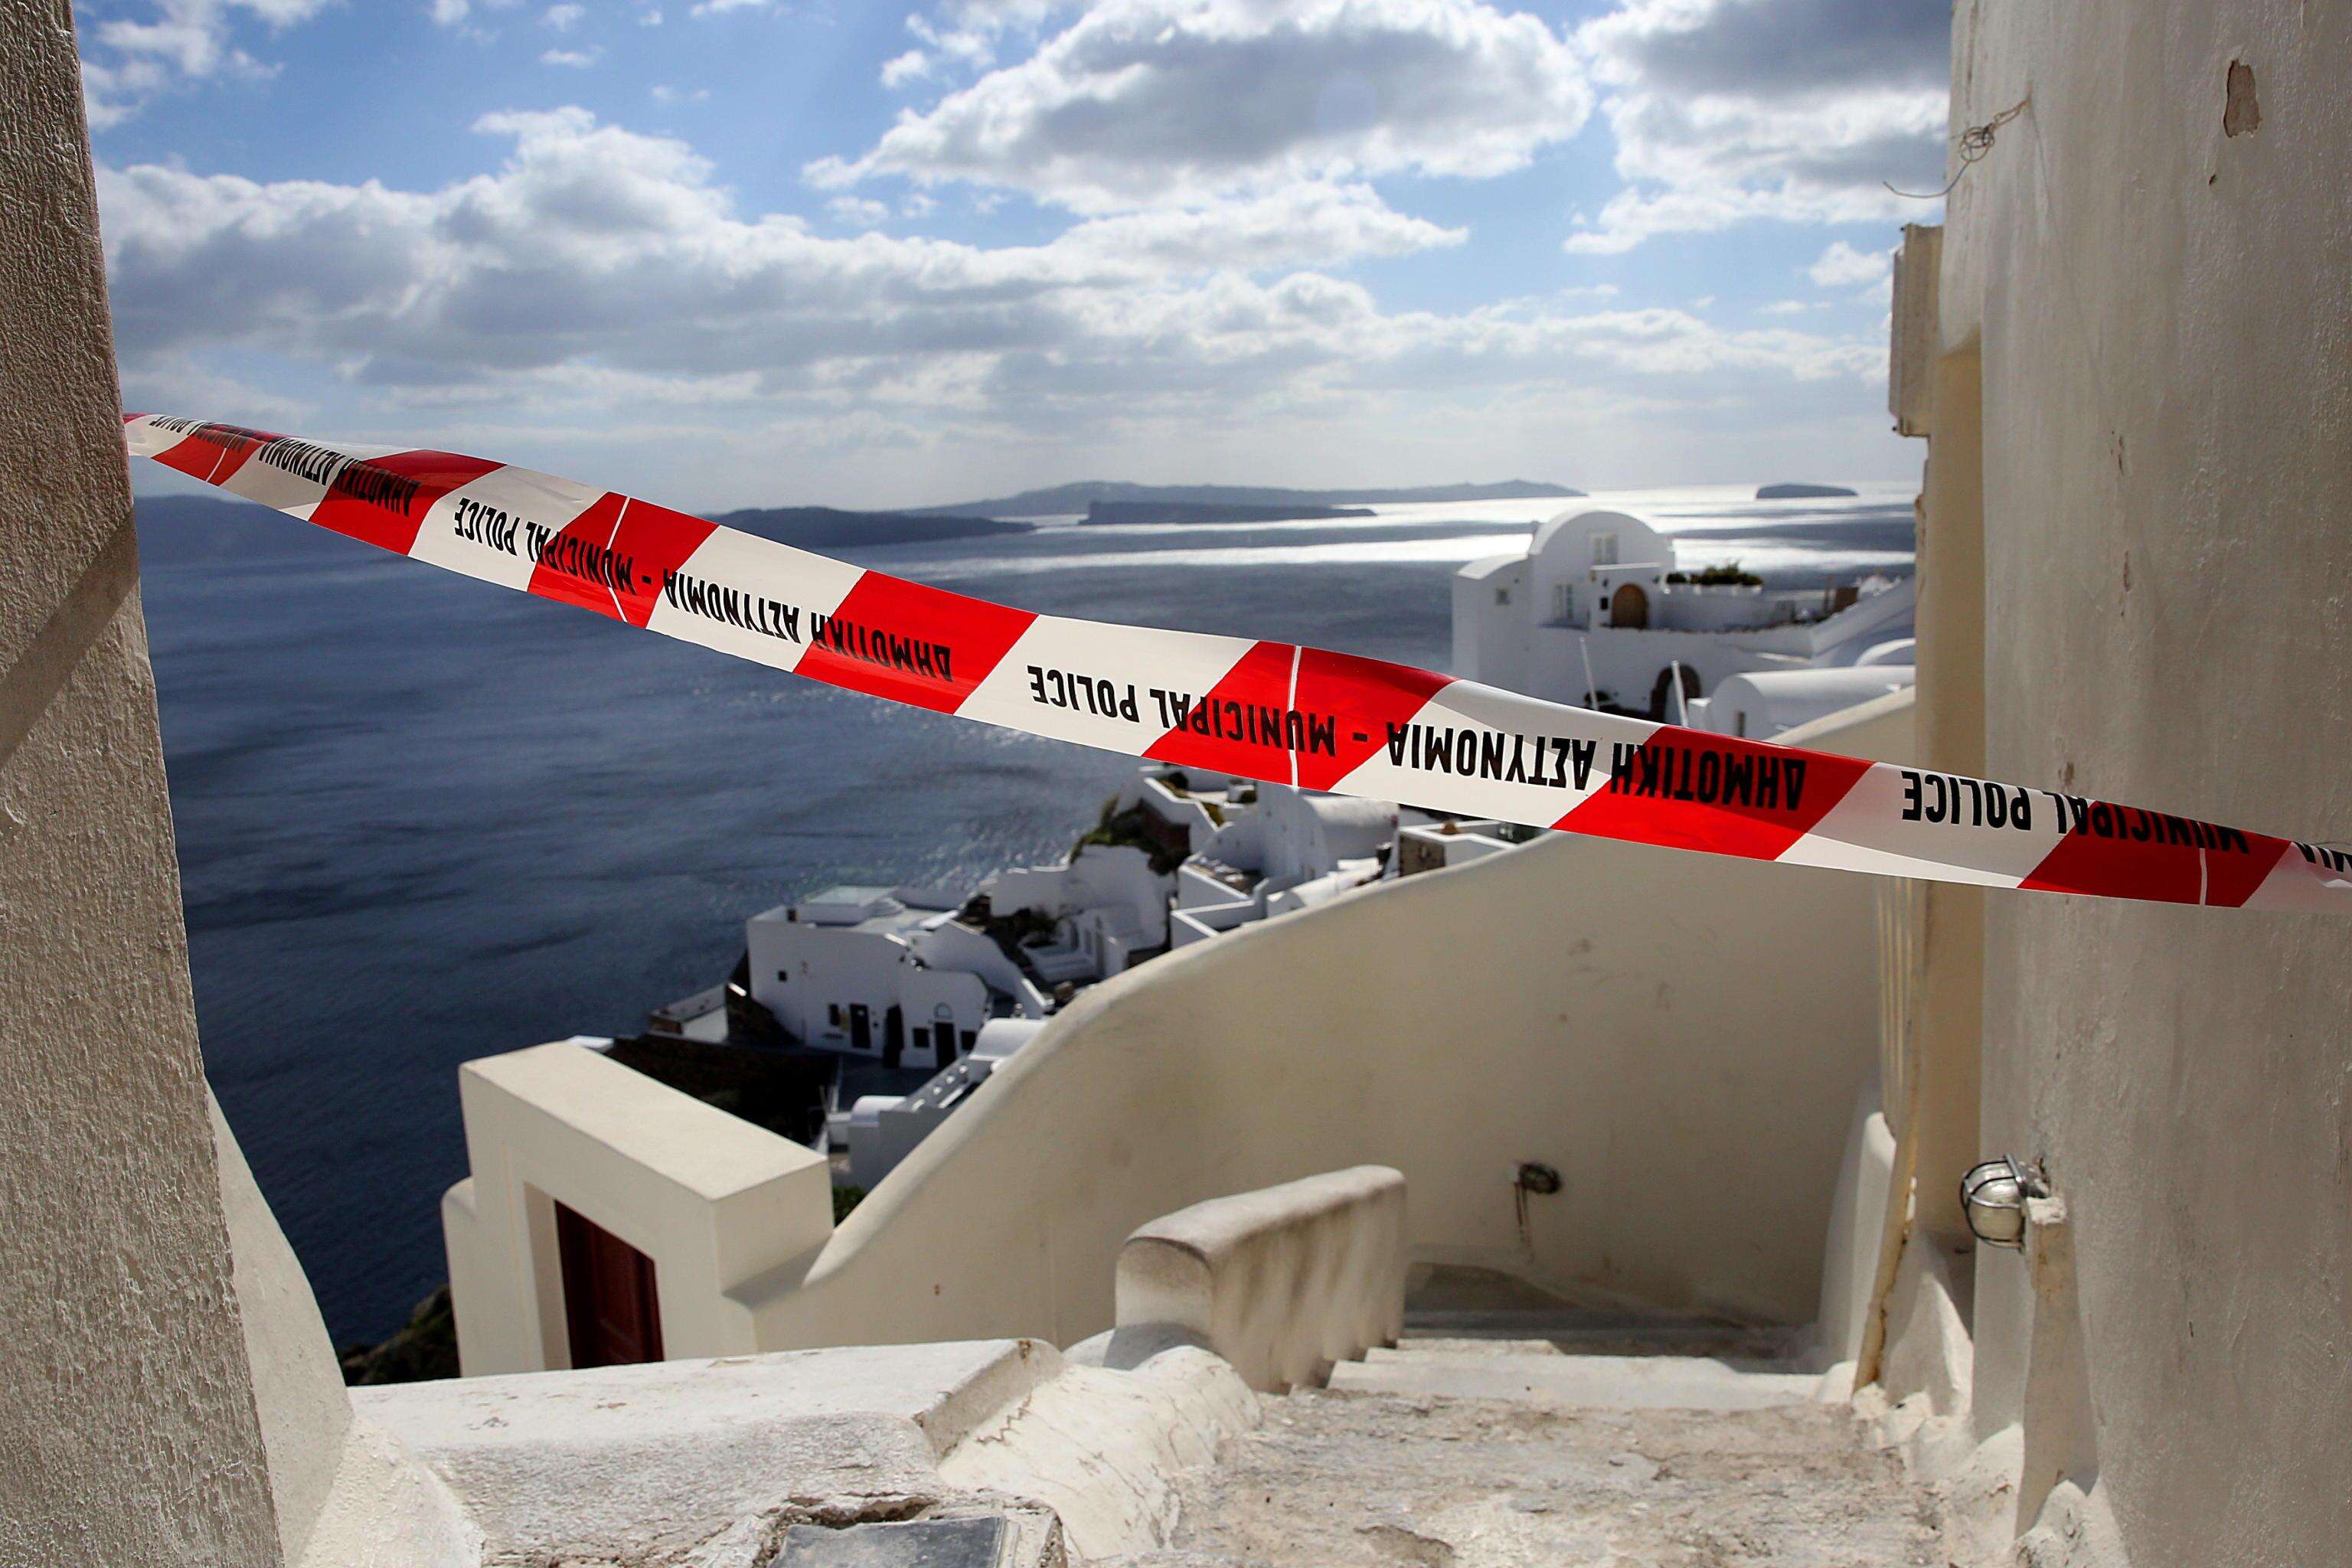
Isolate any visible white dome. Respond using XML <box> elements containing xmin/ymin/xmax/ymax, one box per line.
<box><xmin>1856</xmin><ymin>638</ymin><xmax>1917</xmax><ymax>668</ymax></box>
<box><xmin>1527</xmin><ymin>508</ymin><xmax>1670</xmax><ymax>567</ymax></box>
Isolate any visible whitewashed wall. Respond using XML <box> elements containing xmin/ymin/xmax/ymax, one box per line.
<box><xmin>733</xmin><ymin>701</ymin><xmax>1913</xmax><ymax>1351</ymax></box>
<box><xmin>1893</xmin><ymin>5</ymin><xmax>2352</xmax><ymax>1562</ymax></box>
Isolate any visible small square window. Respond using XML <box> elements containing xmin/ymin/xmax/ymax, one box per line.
<box><xmin>1495</xmin><ymin>588</ymin><xmax>1510</xmax><ymax>606</ymax></box>
<box><xmin>776</xmin><ymin>969</ymin><xmax>789</xmax><ymax>983</ymax></box>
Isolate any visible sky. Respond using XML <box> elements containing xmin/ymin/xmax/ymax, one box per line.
<box><xmin>85</xmin><ymin>0</ymin><xmax>1951</xmax><ymax>511</ymax></box>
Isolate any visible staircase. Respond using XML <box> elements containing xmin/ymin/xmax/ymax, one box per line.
<box><xmin>1107</xmin><ymin>1275</ymin><xmax>1937</xmax><ymax>1566</ymax></box>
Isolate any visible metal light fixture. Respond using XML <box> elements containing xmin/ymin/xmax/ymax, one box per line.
<box><xmin>1959</xmin><ymin>1156</ymin><xmax>2048</xmax><ymax>1250</ymax></box>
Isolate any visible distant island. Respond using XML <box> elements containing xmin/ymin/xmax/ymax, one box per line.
<box><xmin>1085</xmin><ymin>499</ymin><xmax>1376</xmax><ymax>526</ymax></box>
<box><xmin>1756</xmin><ymin>482</ymin><xmax>1860</xmax><ymax>499</ymax></box>
<box><xmin>709</xmin><ymin>505</ymin><xmax>1031</xmax><ymax>549</ymax></box>
<box><xmin>926</xmin><ymin>479</ymin><xmax>1583</xmax><ymax>519</ymax></box>
<box><xmin>129</xmin><ymin>494</ymin><xmax>1032</xmax><ymax>569</ymax></box>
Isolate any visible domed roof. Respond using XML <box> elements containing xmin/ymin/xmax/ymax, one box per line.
<box><xmin>1528</xmin><ymin>508</ymin><xmax>1668</xmax><ymax>564</ymax></box>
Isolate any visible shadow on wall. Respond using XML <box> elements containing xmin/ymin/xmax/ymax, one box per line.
<box><xmin>737</xmin><ymin>697</ymin><xmax>1916</xmax><ymax>1354</ymax></box>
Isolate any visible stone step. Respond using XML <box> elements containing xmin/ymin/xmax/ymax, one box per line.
<box><xmin>1400</xmin><ymin>1309</ymin><xmax>1804</xmax><ymax>1363</ymax></box>
<box><xmin>1375</xmin><ymin>1337</ymin><xmax>1566</xmax><ymax>1359</ymax></box>
<box><xmin>1329</xmin><ymin>1351</ymin><xmax>1821</xmax><ymax>1412</ymax></box>
<box><xmin>1125</xmin><ymin>1383</ymin><xmax>1936</xmax><ymax>1564</ymax></box>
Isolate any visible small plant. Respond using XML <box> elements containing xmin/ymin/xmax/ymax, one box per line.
<box><xmin>1077</xmin><ymin>799</ymin><xmax>1188</xmax><ymax>874</ymax></box>
<box><xmin>1669</xmin><ymin>560</ymin><xmax>1762</xmax><ymax>587</ymax></box>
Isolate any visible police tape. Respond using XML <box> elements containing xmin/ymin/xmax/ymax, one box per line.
<box><xmin>124</xmin><ymin>413</ymin><xmax>2352</xmax><ymax>914</ymax></box>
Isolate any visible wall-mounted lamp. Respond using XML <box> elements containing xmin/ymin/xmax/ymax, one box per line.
<box><xmin>1514</xmin><ymin>1162</ymin><xmax>1562</xmax><ymax>1196</ymax></box>
<box><xmin>1511</xmin><ymin>1161</ymin><xmax>1561</xmax><ymax>1246</ymax></box>
<box><xmin>1959</xmin><ymin>1155</ymin><xmax>2048</xmax><ymax>1250</ymax></box>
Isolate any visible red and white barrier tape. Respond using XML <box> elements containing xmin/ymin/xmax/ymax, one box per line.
<box><xmin>125</xmin><ymin>414</ymin><xmax>2352</xmax><ymax>913</ymax></box>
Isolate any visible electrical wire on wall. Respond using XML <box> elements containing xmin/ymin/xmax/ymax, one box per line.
<box><xmin>1886</xmin><ymin>97</ymin><xmax>2030</xmax><ymax>201</ymax></box>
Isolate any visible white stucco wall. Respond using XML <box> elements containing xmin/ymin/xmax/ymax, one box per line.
<box><xmin>1060</xmin><ymin>843</ymin><xmax>1173</xmax><ymax>949</ymax></box>
<box><xmin>1906</xmin><ymin>6</ymin><xmax>2352</xmax><ymax>1563</ymax></box>
<box><xmin>445</xmin><ymin>1042</ymin><xmax>832</xmax><ymax>1375</ymax></box>
<box><xmin>725</xmin><ymin>700</ymin><xmax>1913</xmax><ymax>1353</ymax></box>
<box><xmin>1704</xmin><ymin>667</ymin><xmax>1917</xmax><ymax>740</ymax></box>
<box><xmin>0</xmin><ymin>8</ymin><xmax>287</xmax><ymax>1559</ymax></box>
<box><xmin>1257</xmin><ymin>785</ymin><xmax>1395</xmax><ymax>886</ymax></box>
<box><xmin>1528</xmin><ymin>509</ymin><xmax>1671</xmax><ymax>626</ymax></box>
<box><xmin>748</xmin><ymin>910</ymin><xmax>906</xmax><ymax>1044</ymax></box>
<box><xmin>1451</xmin><ymin>554</ymin><xmax>1530</xmax><ymax>690</ymax></box>
<box><xmin>749</xmin><ymin>905</ymin><xmax>995</xmax><ymax>1064</ymax></box>
<box><xmin>915</xmin><ymin>918</ymin><xmax>1050</xmax><ymax>1017</ymax></box>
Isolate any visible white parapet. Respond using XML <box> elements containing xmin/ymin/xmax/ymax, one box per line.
<box><xmin>1112</xmin><ymin>1166</ymin><xmax>1407</xmax><ymax>1393</ymax></box>
<box><xmin>444</xmin><ymin>1040</ymin><xmax>835</xmax><ymax>1374</ymax></box>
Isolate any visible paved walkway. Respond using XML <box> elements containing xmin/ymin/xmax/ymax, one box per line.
<box><xmin>1110</xmin><ymin>1292</ymin><xmax>1938</xmax><ymax>1567</ymax></box>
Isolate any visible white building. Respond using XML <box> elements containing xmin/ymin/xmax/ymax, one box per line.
<box><xmin>980</xmin><ymin>843</ymin><xmax>1174</xmax><ymax>985</ymax></box>
<box><xmin>1690</xmin><ymin>663</ymin><xmax>1918</xmax><ymax>740</ymax></box>
<box><xmin>972</xmin><ymin>766</ymin><xmax>1247</xmax><ymax>985</ymax></box>
<box><xmin>1172</xmin><ymin>781</ymin><xmax>1397</xmax><ymax>947</ymax></box>
<box><xmin>1452</xmin><ymin>508</ymin><xmax>1916</xmax><ymax>727</ymax></box>
<box><xmin>1392</xmin><ymin>815</ymin><xmax>1545</xmax><ymax>877</ymax></box>
<box><xmin>745</xmin><ymin>885</ymin><xmax>1047</xmax><ymax>1071</ymax></box>
<box><xmin>842</xmin><ymin>1018</ymin><xmax>1046</xmax><ymax>1190</ymax></box>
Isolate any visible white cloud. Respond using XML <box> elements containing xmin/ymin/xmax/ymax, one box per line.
<box><xmin>1757</xmin><ymin>298</ymin><xmax>1811</xmax><ymax>315</ymax></box>
<box><xmin>910</xmin><ymin>14</ymin><xmax>993</xmax><ymax>63</ymax></box>
<box><xmin>1805</xmin><ymin>239</ymin><xmax>1891</xmax><ymax>288</ymax></box>
<box><xmin>827</xmin><ymin>195</ymin><xmax>892</xmax><ymax>226</ymax></box>
<box><xmin>1566</xmin><ymin>0</ymin><xmax>1946</xmax><ymax>252</ymax></box>
<box><xmin>99</xmin><ymin>106</ymin><xmax>1880</xmax><ymax>455</ymax></box>
<box><xmin>543</xmin><ymin>2</ymin><xmax>585</xmax><ymax>28</ymax></box>
<box><xmin>811</xmin><ymin>0</ymin><xmax>1591</xmax><ymax>213</ymax></box>
<box><xmin>880</xmin><ymin>49</ymin><xmax>933</xmax><ymax>87</ymax></box>
<box><xmin>429</xmin><ymin>0</ymin><xmax>523</xmax><ymax>27</ymax></box>
<box><xmin>81</xmin><ymin>0</ymin><xmax>341</xmax><ymax>127</ymax></box>
<box><xmin>650</xmin><ymin>82</ymin><xmax>710</xmax><ymax>102</ymax></box>
<box><xmin>1057</xmin><ymin>182</ymin><xmax>1462</xmax><ymax>272</ymax></box>
<box><xmin>540</xmin><ymin>46</ymin><xmax>600</xmax><ymax>65</ymax></box>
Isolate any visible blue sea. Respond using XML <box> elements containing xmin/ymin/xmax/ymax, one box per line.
<box><xmin>138</xmin><ymin>482</ymin><xmax>1914</xmax><ymax>1344</ymax></box>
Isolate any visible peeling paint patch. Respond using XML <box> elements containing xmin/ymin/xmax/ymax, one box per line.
<box><xmin>2225</xmin><ymin>60</ymin><xmax>2262</xmax><ymax>137</ymax></box>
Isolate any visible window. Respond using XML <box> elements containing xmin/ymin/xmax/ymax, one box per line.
<box><xmin>776</xmin><ymin>969</ymin><xmax>789</xmax><ymax>983</ymax></box>
<box><xmin>1494</xmin><ymin>587</ymin><xmax>1510</xmax><ymax>606</ymax></box>
<box><xmin>827</xmin><ymin>1003</ymin><xmax>841</xmax><ymax>1027</ymax></box>
<box><xmin>1589</xmin><ymin>531</ymin><xmax>1618</xmax><ymax>567</ymax></box>
<box><xmin>960</xmin><ymin>1030</ymin><xmax>977</xmax><ymax>1054</ymax></box>
<box><xmin>1551</xmin><ymin>582</ymin><xmax>1573</xmax><ymax>622</ymax></box>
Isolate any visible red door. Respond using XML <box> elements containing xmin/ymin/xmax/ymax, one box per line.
<box><xmin>556</xmin><ymin>1201</ymin><xmax>664</xmax><ymax>1368</ymax></box>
